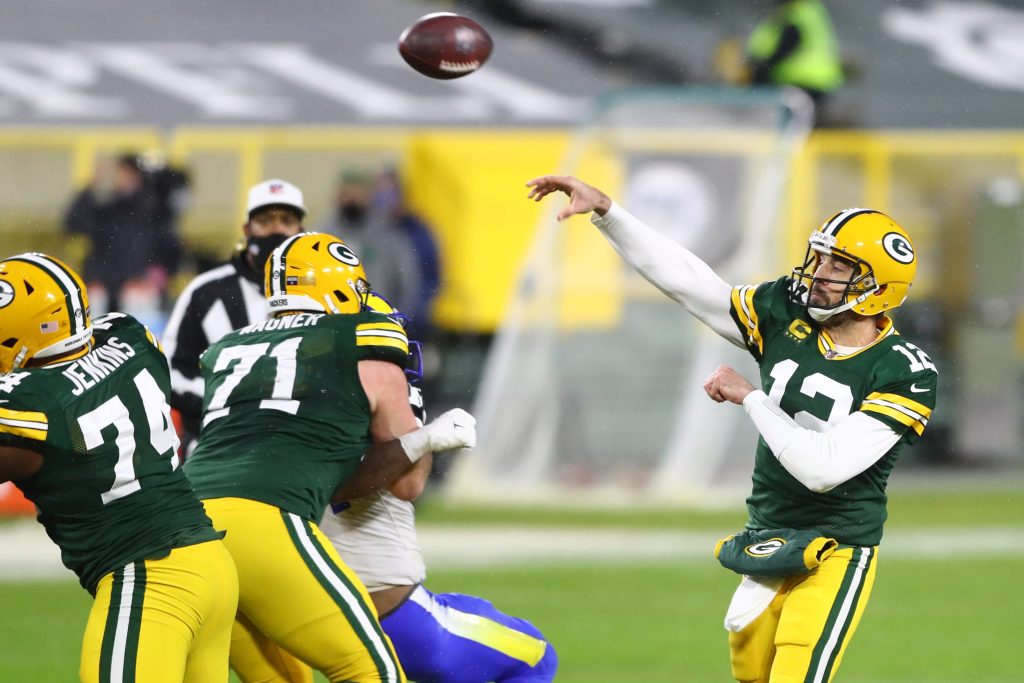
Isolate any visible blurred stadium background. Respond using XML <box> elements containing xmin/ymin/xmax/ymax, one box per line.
<box><xmin>1</xmin><ymin>0</ymin><xmax>1023</xmax><ymax>680</ymax></box>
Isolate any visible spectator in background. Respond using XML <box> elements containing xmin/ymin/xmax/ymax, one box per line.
<box><xmin>64</xmin><ymin>152</ymin><xmax>190</xmax><ymax>318</ymax></box>
<box><xmin>64</xmin><ymin>153</ymin><xmax>157</xmax><ymax>314</ymax></box>
<box><xmin>139</xmin><ymin>150</ymin><xmax>191</xmax><ymax>282</ymax></box>
<box><xmin>746</xmin><ymin>0</ymin><xmax>843</xmax><ymax>118</ymax></box>
<box><xmin>321</xmin><ymin>168</ymin><xmax>424</xmax><ymax>334</ymax></box>
<box><xmin>373</xmin><ymin>168</ymin><xmax>441</xmax><ymax>341</ymax></box>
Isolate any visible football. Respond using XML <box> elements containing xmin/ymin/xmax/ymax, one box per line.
<box><xmin>398</xmin><ymin>13</ymin><xmax>493</xmax><ymax>80</ymax></box>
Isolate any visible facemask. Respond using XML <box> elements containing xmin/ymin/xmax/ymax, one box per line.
<box><xmin>339</xmin><ymin>202</ymin><xmax>367</xmax><ymax>226</ymax></box>
<box><xmin>246</xmin><ymin>233</ymin><xmax>292</xmax><ymax>275</ymax></box>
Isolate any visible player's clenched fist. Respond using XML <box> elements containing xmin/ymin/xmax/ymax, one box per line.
<box><xmin>400</xmin><ymin>408</ymin><xmax>477</xmax><ymax>461</ymax></box>
<box><xmin>703</xmin><ymin>365</ymin><xmax>755</xmax><ymax>405</ymax></box>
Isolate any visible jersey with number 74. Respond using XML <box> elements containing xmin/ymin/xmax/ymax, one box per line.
<box><xmin>185</xmin><ymin>311</ymin><xmax>409</xmax><ymax>522</ymax></box>
<box><xmin>730</xmin><ymin>277</ymin><xmax>938</xmax><ymax>546</ymax></box>
<box><xmin>0</xmin><ymin>313</ymin><xmax>221</xmax><ymax>593</ymax></box>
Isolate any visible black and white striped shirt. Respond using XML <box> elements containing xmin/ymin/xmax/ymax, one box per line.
<box><xmin>162</xmin><ymin>254</ymin><xmax>267</xmax><ymax>437</ymax></box>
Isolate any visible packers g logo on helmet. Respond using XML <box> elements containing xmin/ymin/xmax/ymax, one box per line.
<box><xmin>0</xmin><ymin>253</ymin><xmax>93</xmax><ymax>374</ymax></box>
<box><xmin>327</xmin><ymin>242</ymin><xmax>361</xmax><ymax>267</ymax></box>
<box><xmin>882</xmin><ymin>232</ymin><xmax>915</xmax><ymax>264</ymax></box>
<box><xmin>0</xmin><ymin>280</ymin><xmax>14</xmax><ymax>309</ymax></box>
<box><xmin>790</xmin><ymin>208</ymin><xmax>917</xmax><ymax>322</ymax></box>
<box><xmin>265</xmin><ymin>233</ymin><xmax>370</xmax><ymax>315</ymax></box>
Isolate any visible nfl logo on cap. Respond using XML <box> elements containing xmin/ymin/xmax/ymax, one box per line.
<box><xmin>247</xmin><ymin>178</ymin><xmax>306</xmax><ymax>219</ymax></box>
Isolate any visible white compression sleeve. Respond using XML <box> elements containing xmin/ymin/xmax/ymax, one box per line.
<box><xmin>741</xmin><ymin>390</ymin><xmax>902</xmax><ymax>493</ymax></box>
<box><xmin>591</xmin><ymin>203</ymin><xmax>743</xmax><ymax>347</ymax></box>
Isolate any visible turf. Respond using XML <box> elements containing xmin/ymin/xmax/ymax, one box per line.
<box><xmin>2</xmin><ymin>553</ymin><xmax>1021</xmax><ymax>682</ymax></box>
<box><xmin>413</xmin><ymin>484</ymin><xmax>1024</xmax><ymax>530</ymax></box>
<box><xmin>2</xmin><ymin>487</ymin><xmax>1020</xmax><ymax>681</ymax></box>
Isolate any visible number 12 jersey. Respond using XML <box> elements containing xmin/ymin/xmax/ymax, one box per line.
<box><xmin>730</xmin><ymin>277</ymin><xmax>938</xmax><ymax>546</ymax></box>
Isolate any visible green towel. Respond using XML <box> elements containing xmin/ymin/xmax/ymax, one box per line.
<box><xmin>714</xmin><ymin>528</ymin><xmax>837</xmax><ymax>577</ymax></box>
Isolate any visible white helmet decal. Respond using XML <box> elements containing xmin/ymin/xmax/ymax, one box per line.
<box><xmin>0</xmin><ymin>280</ymin><xmax>13</xmax><ymax>308</ymax></box>
<box><xmin>328</xmin><ymin>242</ymin><xmax>361</xmax><ymax>266</ymax></box>
<box><xmin>882</xmin><ymin>232</ymin><xmax>915</xmax><ymax>264</ymax></box>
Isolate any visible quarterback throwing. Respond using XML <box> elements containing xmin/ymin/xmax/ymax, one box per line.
<box><xmin>527</xmin><ymin>174</ymin><xmax>937</xmax><ymax>683</ymax></box>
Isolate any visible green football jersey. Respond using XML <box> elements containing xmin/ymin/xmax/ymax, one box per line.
<box><xmin>185</xmin><ymin>311</ymin><xmax>409</xmax><ymax>521</ymax></box>
<box><xmin>729</xmin><ymin>277</ymin><xmax>938</xmax><ymax>546</ymax></box>
<box><xmin>0</xmin><ymin>313</ymin><xmax>221</xmax><ymax>593</ymax></box>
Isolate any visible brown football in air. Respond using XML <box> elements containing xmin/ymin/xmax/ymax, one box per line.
<box><xmin>398</xmin><ymin>13</ymin><xmax>493</xmax><ymax>80</ymax></box>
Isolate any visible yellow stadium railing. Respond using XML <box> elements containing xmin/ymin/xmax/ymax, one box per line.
<box><xmin>1</xmin><ymin>127</ymin><xmax>1022</xmax><ymax>332</ymax></box>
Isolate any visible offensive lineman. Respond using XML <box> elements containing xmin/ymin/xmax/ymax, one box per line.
<box><xmin>527</xmin><ymin>175</ymin><xmax>937</xmax><ymax>683</ymax></box>
<box><xmin>0</xmin><ymin>253</ymin><xmax>238</xmax><ymax>682</ymax></box>
<box><xmin>183</xmin><ymin>233</ymin><xmax>475</xmax><ymax>682</ymax></box>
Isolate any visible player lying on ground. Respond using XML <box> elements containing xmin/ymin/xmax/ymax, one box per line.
<box><xmin>527</xmin><ymin>175</ymin><xmax>937</xmax><ymax>683</ymax></box>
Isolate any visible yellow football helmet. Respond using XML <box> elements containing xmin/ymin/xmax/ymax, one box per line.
<box><xmin>790</xmin><ymin>208</ymin><xmax>916</xmax><ymax>322</ymax></box>
<box><xmin>0</xmin><ymin>253</ymin><xmax>92</xmax><ymax>374</ymax></box>
<box><xmin>264</xmin><ymin>232</ymin><xmax>370</xmax><ymax>314</ymax></box>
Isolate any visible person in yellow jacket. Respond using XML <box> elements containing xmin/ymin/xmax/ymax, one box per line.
<box><xmin>747</xmin><ymin>0</ymin><xmax>843</xmax><ymax>111</ymax></box>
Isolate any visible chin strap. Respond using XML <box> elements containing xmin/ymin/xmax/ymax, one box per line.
<box><xmin>808</xmin><ymin>286</ymin><xmax>878</xmax><ymax>322</ymax></box>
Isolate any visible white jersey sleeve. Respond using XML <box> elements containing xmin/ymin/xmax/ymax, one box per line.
<box><xmin>319</xmin><ymin>492</ymin><xmax>426</xmax><ymax>592</ymax></box>
<box><xmin>742</xmin><ymin>389</ymin><xmax>902</xmax><ymax>493</ymax></box>
<box><xmin>591</xmin><ymin>202</ymin><xmax>743</xmax><ymax>347</ymax></box>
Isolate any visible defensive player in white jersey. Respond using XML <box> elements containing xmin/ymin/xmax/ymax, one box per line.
<box><xmin>321</xmin><ymin>293</ymin><xmax>559</xmax><ymax>683</ymax></box>
<box><xmin>527</xmin><ymin>175</ymin><xmax>937</xmax><ymax>683</ymax></box>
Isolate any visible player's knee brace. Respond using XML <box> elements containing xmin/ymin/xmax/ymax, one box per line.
<box><xmin>381</xmin><ymin>585</ymin><xmax>557</xmax><ymax>683</ymax></box>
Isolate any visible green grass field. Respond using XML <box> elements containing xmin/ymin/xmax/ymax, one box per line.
<box><xmin>2</xmin><ymin>486</ymin><xmax>1022</xmax><ymax>682</ymax></box>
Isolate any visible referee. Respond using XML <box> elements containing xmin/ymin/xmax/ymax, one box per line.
<box><xmin>163</xmin><ymin>178</ymin><xmax>306</xmax><ymax>454</ymax></box>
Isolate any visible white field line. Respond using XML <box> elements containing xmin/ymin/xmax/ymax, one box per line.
<box><xmin>2</xmin><ymin>521</ymin><xmax>1024</xmax><ymax>581</ymax></box>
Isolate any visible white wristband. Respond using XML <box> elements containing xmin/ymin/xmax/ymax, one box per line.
<box><xmin>398</xmin><ymin>428</ymin><xmax>432</xmax><ymax>463</ymax></box>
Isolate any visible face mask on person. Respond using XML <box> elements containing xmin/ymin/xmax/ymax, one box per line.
<box><xmin>246</xmin><ymin>233</ymin><xmax>292</xmax><ymax>274</ymax></box>
<box><xmin>339</xmin><ymin>201</ymin><xmax>367</xmax><ymax>226</ymax></box>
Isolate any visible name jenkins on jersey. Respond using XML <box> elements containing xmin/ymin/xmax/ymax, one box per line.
<box><xmin>0</xmin><ymin>313</ymin><xmax>221</xmax><ymax>593</ymax></box>
<box><xmin>184</xmin><ymin>311</ymin><xmax>409</xmax><ymax>522</ymax></box>
<box><xmin>730</xmin><ymin>277</ymin><xmax>938</xmax><ymax>546</ymax></box>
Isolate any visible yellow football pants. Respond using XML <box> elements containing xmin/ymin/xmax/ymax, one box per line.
<box><xmin>202</xmin><ymin>497</ymin><xmax>404</xmax><ymax>683</ymax></box>
<box><xmin>728</xmin><ymin>546</ymin><xmax>878</xmax><ymax>683</ymax></box>
<box><xmin>80</xmin><ymin>539</ymin><xmax>239</xmax><ymax>683</ymax></box>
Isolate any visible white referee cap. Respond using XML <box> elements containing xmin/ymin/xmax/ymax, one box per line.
<box><xmin>246</xmin><ymin>179</ymin><xmax>306</xmax><ymax>219</ymax></box>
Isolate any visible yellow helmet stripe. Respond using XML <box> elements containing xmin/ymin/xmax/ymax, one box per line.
<box><xmin>8</xmin><ymin>253</ymin><xmax>85</xmax><ymax>336</ymax></box>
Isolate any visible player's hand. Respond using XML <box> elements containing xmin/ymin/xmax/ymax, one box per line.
<box><xmin>422</xmin><ymin>408</ymin><xmax>477</xmax><ymax>451</ymax></box>
<box><xmin>526</xmin><ymin>175</ymin><xmax>613</xmax><ymax>220</ymax></box>
<box><xmin>703</xmin><ymin>365</ymin><xmax>755</xmax><ymax>405</ymax></box>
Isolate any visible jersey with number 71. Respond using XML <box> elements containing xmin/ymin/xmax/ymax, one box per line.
<box><xmin>185</xmin><ymin>311</ymin><xmax>409</xmax><ymax>522</ymax></box>
<box><xmin>0</xmin><ymin>313</ymin><xmax>221</xmax><ymax>593</ymax></box>
<box><xmin>729</xmin><ymin>277</ymin><xmax>938</xmax><ymax>546</ymax></box>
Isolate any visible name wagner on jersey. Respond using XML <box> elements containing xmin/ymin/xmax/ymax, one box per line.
<box><xmin>239</xmin><ymin>312</ymin><xmax>323</xmax><ymax>335</ymax></box>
